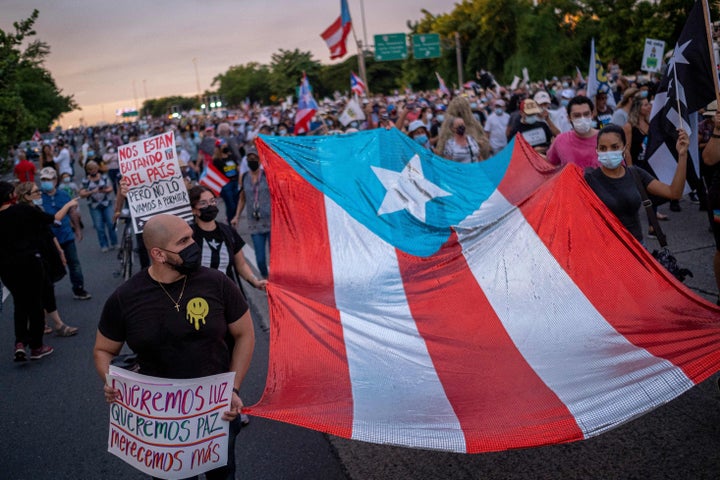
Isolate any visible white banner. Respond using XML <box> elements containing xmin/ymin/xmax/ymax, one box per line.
<box><xmin>118</xmin><ymin>132</ymin><xmax>192</xmax><ymax>233</ymax></box>
<box><xmin>106</xmin><ymin>366</ymin><xmax>235</xmax><ymax>479</ymax></box>
<box><xmin>339</xmin><ymin>98</ymin><xmax>366</xmax><ymax>126</ymax></box>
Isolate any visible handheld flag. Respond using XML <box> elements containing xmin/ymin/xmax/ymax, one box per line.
<box><xmin>350</xmin><ymin>71</ymin><xmax>366</xmax><ymax>97</ymax></box>
<box><xmin>31</xmin><ymin>129</ymin><xmax>42</xmax><ymax>142</ymax></box>
<box><xmin>646</xmin><ymin>0</ymin><xmax>716</xmax><ymax>185</ymax></box>
<box><xmin>321</xmin><ymin>0</ymin><xmax>352</xmax><ymax>60</ymax></box>
<box><xmin>294</xmin><ymin>73</ymin><xmax>319</xmax><ymax>135</ymax></box>
<box><xmin>339</xmin><ymin>97</ymin><xmax>366</xmax><ymax>126</ymax></box>
<box><xmin>245</xmin><ymin>128</ymin><xmax>720</xmax><ymax>454</ymax></box>
<box><xmin>586</xmin><ymin>39</ymin><xmax>617</xmax><ymax>108</ymax></box>
<box><xmin>198</xmin><ymin>162</ymin><xmax>229</xmax><ymax>196</ymax></box>
<box><xmin>435</xmin><ymin>72</ymin><xmax>450</xmax><ymax>97</ymax></box>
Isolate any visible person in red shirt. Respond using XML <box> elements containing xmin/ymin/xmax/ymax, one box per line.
<box><xmin>14</xmin><ymin>150</ymin><xmax>36</xmax><ymax>182</ymax></box>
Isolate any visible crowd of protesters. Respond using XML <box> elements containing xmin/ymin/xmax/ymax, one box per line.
<box><xmin>2</xmin><ymin>63</ymin><xmax>720</xmax><ymax>365</ymax></box>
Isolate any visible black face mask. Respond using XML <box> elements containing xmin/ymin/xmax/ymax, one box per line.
<box><xmin>164</xmin><ymin>242</ymin><xmax>201</xmax><ymax>275</ymax></box>
<box><xmin>247</xmin><ymin>160</ymin><xmax>260</xmax><ymax>171</ymax></box>
<box><xmin>198</xmin><ymin>205</ymin><xmax>219</xmax><ymax>222</ymax></box>
<box><xmin>455</xmin><ymin>125</ymin><xmax>466</xmax><ymax>136</ymax></box>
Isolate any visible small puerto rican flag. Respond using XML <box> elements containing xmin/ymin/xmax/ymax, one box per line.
<box><xmin>198</xmin><ymin>162</ymin><xmax>229</xmax><ymax>196</ymax></box>
<box><xmin>32</xmin><ymin>129</ymin><xmax>42</xmax><ymax>142</ymax></box>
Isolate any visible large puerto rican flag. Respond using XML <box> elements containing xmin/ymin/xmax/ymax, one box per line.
<box><xmin>246</xmin><ymin>129</ymin><xmax>720</xmax><ymax>453</ymax></box>
<box><xmin>320</xmin><ymin>0</ymin><xmax>352</xmax><ymax>60</ymax></box>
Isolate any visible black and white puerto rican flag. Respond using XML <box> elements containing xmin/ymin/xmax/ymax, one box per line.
<box><xmin>646</xmin><ymin>0</ymin><xmax>716</xmax><ymax>184</ymax></box>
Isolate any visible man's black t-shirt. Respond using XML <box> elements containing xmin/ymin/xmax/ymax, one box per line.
<box><xmin>99</xmin><ymin>267</ymin><xmax>248</xmax><ymax>379</ymax></box>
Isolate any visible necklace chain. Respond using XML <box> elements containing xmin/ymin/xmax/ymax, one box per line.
<box><xmin>157</xmin><ymin>276</ymin><xmax>187</xmax><ymax>312</ymax></box>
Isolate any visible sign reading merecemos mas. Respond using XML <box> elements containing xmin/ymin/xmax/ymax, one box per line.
<box><xmin>118</xmin><ymin>132</ymin><xmax>192</xmax><ymax>233</ymax></box>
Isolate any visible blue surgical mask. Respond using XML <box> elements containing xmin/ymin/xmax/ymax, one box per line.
<box><xmin>40</xmin><ymin>181</ymin><xmax>54</xmax><ymax>193</ymax></box>
<box><xmin>413</xmin><ymin>134</ymin><xmax>428</xmax><ymax>146</ymax></box>
<box><xmin>436</xmin><ymin>114</ymin><xmax>445</xmax><ymax>122</ymax></box>
<box><xmin>597</xmin><ymin>150</ymin><xmax>624</xmax><ymax>169</ymax></box>
<box><xmin>525</xmin><ymin>115</ymin><xmax>538</xmax><ymax>124</ymax></box>
<box><xmin>470</xmin><ymin>103</ymin><xmax>478</xmax><ymax>109</ymax></box>
<box><xmin>561</xmin><ymin>99</ymin><xmax>569</xmax><ymax>107</ymax></box>
<box><xmin>495</xmin><ymin>108</ymin><xmax>504</xmax><ymax>116</ymax></box>
<box><xmin>32</xmin><ymin>198</ymin><xmax>44</xmax><ymax>206</ymax></box>
<box><xmin>639</xmin><ymin>90</ymin><xmax>648</xmax><ymax>99</ymax></box>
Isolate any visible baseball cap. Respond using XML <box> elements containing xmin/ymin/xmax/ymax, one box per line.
<box><xmin>40</xmin><ymin>167</ymin><xmax>57</xmax><ymax>180</ymax></box>
<box><xmin>533</xmin><ymin>91</ymin><xmax>551</xmax><ymax>105</ymax></box>
<box><xmin>494</xmin><ymin>99</ymin><xmax>506</xmax><ymax>108</ymax></box>
<box><xmin>521</xmin><ymin>99</ymin><xmax>542</xmax><ymax>115</ymax></box>
<box><xmin>408</xmin><ymin>120</ymin><xmax>426</xmax><ymax>134</ymax></box>
<box><xmin>704</xmin><ymin>100</ymin><xmax>718</xmax><ymax>116</ymax></box>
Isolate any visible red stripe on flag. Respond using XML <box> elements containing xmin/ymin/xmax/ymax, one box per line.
<box><xmin>511</xmin><ymin>160</ymin><xmax>720</xmax><ymax>384</ymax></box>
<box><xmin>396</xmin><ymin>233</ymin><xmax>583</xmax><ymax>451</ymax></box>
<box><xmin>245</xmin><ymin>139</ymin><xmax>354</xmax><ymax>438</ymax></box>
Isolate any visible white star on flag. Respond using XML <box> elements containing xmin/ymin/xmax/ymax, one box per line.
<box><xmin>371</xmin><ymin>154</ymin><xmax>451</xmax><ymax>222</ymax></box>
<box><xmin>668</xmin><ymin>40</ymin><xmax>691</xmax><ymax>74</ymax></box>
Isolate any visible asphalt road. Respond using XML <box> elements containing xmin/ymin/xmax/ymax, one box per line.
<box><xmin>1</xmin><ymin>176</ymin><xmax>719</xmax><ymax>479</ymax></box>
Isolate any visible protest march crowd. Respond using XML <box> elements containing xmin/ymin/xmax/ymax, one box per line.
<box><xmin>1</xmin><ymin>56</ymin><xmax>719</xmax><ymax>477</ymax></box>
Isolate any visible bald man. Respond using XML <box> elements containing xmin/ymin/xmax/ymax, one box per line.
<box><xmin>93</xmin><ymin>214</ymin><xmax>255</xmax><ymax>480</ymax></box>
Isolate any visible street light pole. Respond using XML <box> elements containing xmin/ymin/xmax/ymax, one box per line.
<box><xmin>192</xmin><ymin>58</ymin><xmax>201</xmax><ymax>106</ymax></box>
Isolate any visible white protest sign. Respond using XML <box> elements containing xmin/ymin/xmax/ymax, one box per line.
<box><xmin>118</xmin><ymin>132</ymin><xmax>192</xmax><ymax>233</ymax></box>
<box><xmin>106</xmin><ymin>366</ymin><xmax>235</xmax><ymax>480</ymax></box>
<box><xmin>641</xmin><ymin>38</ymin><xmax>665</xmax><ymax>73</ymax></box>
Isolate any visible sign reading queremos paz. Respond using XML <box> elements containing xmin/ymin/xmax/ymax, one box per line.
<box><xmin>106</xmin><ymin>366</ymin><xmax>235</xmax><ymax>479</ymax></box>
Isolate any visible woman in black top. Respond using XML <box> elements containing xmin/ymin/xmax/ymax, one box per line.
<box><xmin>584</xmin><ymin>125</ymin><xmax>688</xmax><ymax>243</ymax></box>
<box><xmin>0</xmin><ymin>182</ymin><xmax>77</xmax><ymax>361</ymax></box>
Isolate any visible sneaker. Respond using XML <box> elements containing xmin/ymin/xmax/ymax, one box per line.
<box><xmin>109</xmin><ymin>244</ymin><xmax>118</xmax><ymax>250</ymax></box>
<box><xmin>647</xmin><ymin>230</ymin><xmax>657</xmax><ymax>240</ymax></box>
<box><xmin>14</xmin><ymin>343</ymin><xmax>27</xmax><ymax>362</ymax></box>
<box><xmin>688</xmin><ymin>191</ymin><xmax>700</xmax><ymax>204</ymax></box>
<box><xmin>101</xmin><ymin>247</ymin><xmax>109</xmax><ymax>253</ymax></box>
<box><xmin>73</xmin><ymin>289</ymin><xmax>92</xmax><ymax>300</ymax></box>
<box><xmin>669</xmin><ymin>200</ymin><xmax>682</xmax><ymax>212</ymax></box>
<box><xmin>30</xmin><ymin>345</ymin><xmax>54</xmax><ymax>360</ymax></box>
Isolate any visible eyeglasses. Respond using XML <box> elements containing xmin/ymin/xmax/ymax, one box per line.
<box><xmin>29</xmin><ymin>189</ymin><xmax>41</xmax><ymax>195</ymax></box>
<box><xmin>196</xmin><ymin>199</ymin><xmax>217</xmax><ymax>208</ymax></box>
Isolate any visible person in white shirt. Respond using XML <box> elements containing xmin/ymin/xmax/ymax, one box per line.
<box><xmin>53</xmin><ymin>139</ymin><xmax>73</xmax><ymax>178</ymax></box>
<box><xmin>484</xmin><ymin>100</ymin><xmax>510</xmax><ymax>155</ymax></box>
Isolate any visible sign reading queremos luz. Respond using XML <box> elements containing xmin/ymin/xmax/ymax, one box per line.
<box><xmin>106</xmin><ymin>366</ymin><xmax>235</xmax><ymax>479</ymax></box>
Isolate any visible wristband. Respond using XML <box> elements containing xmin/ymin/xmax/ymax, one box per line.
<box><xmin>232</xmin><ymin>388</ymin><xmax>240</xmax><ymax>396</ymax></box>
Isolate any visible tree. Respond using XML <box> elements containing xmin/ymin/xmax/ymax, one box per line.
<box><xmin>212</xmin><ymin>62</ymin><xmax>272</xmax><ymax>105</ymax></box>
<box><xmin>0</xmin><ymin>9</ymin><xmax>75</xmax><ymax>153</ymax></box>
<box><xmin>269</xmin><ymin>49</ymin><xmax>322</xmax><ymax>98</ymax></box>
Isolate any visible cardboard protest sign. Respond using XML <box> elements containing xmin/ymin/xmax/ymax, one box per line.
<box><xmin>118</xmin><ymin>132</ymin><xmax>193</xmax><ymax>233</ymax></box>
<box><xmin>106</xmin><ymin>366</ymin><xmax>235</xmax><ymax>480</ymax></box>
<box><xmin>641</xmin><ymin>38</ymin><xmax>665</xmax><ymax>73</ymax></box>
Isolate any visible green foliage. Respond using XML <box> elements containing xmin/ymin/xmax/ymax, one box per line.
<box><xmin>0</xmin><ymin>9</ymin><xmax>75</xmax><ymax>154</ymax></box>
<box><xmin>213</xmin><ymin>62</ymin><xmax>271</xmax><ymax>105</ymax></box>
<box><xmin>269</xmin><ymin>49</ymin><xmax>322</xmax><ymax>98</ymax></box>
<box><xmin>141</xmin><ymin>96</ymin><xmax>196</xmax><ymax>118</ymax></box>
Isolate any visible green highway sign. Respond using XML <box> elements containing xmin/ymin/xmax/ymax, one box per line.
<box><xmin>374</xmin><ymin>33</ymin><xmax>407</xmax><ymax>61</ymax></box>
<box><xmin>412</xmin><ymin>33</ymin><xmax>441</xmax><ymax>59</ymax></box>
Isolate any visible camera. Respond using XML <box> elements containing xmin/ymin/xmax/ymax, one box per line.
<box><xmin>252</xmin><ymin>210</ymin><xmax>260</xmax><ymax>220</ymax></box>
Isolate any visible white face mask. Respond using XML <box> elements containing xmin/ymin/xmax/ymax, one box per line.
<box><xmin>597</xmin><ymin>150</ymin><xmax>624</xmax><ymax>169</ymax></box>
<box><xmin>32</xmin><ymin>198</ymin><xmax>43</xmax><ymax>206</ymax></box>
<box><xmin>572</xmin><ymin>117</ymin><xmax>593</xmax><ymax>134</ymax></box>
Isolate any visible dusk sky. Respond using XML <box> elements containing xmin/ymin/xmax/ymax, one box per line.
<box><xmin>2</xmin><ymin>0</ymin><xmax>455</xmax><ymax>128</ymax></box>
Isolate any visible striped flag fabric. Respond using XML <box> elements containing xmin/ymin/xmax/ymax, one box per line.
<box><xmin>294</xmin><ymin>73</ymin><xmax>319</xmax><ymax>135</ymax></box>
<box><xmin>31</xmin><ymin>129</ymin><xmax>42</xmax><ymax>142</ymax></box>
<box><xmin>198</xmin><ymin>162</ymin><xmax>228</xmax><ymax>196</ymax></box>
<box><xmin>350</xmin><ymin>71</ymin><xmax>366</xmax><ymax>97</ymax></box>
<box><xmin>436</xmin><ymin>72</ymin><xmax>450</xmax><ymax>97</ymax></box>
<box><xmin>244</xmin><ymin>128</ymin><xmax>720</xmax><ymax>453</ymax></box>
<box><xmin>320</xmin><ymin>0</ymin><xmax>352</xmax><ymax>60</ymax></box>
